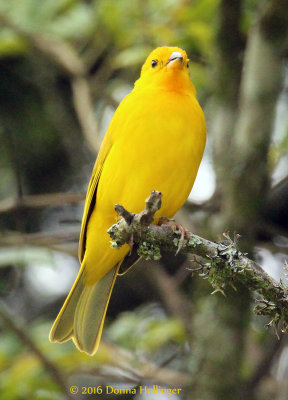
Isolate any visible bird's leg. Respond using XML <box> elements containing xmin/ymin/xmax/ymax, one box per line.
<box><xmin>127</xmin><ymin>227</ymin><xmax>145</xmax><ymax>254</ymax></box>
<box><xmin>127</xmin><ymin>232</ymin><xmax>134</xmax><ymax>253</ymax></box>
<box><xmin>157</xmin><ymin>217</ymin><xmax>190</xmax><ymax>255</ymax></box>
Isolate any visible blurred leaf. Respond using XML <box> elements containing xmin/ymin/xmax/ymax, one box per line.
<box><xmin>0</xmin><ymin>247</ymin><xmax>54</xmax><ymax>268</ymax></box>
<box><xmin>113</xmin><ymin>46</ymin><xmax>152</xmax><ymax>69</ymax></box>
<box><xmin>107</xmin><ymin>305</ymin><xmax>186</xmax><ymax>353</ymax></box>
<box><xmin>0</xmin><ymin>30</ymin><xmax>28</xmax><ymax>57</ymax></box>
<box><xmin>47</xmin><ymin>4</ymin><xmax>94</xmax><ymax>40</ymax></box>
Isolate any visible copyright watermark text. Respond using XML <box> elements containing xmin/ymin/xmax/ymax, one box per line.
<box><xmin>70</xmin><ymin>385</ymin><xmax>182</xmax><ymax>397</ymax></box>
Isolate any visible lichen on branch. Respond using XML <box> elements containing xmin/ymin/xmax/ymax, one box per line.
<box><xmin>107</xmin><ymin>191</ymin><xmax>288</xmax><ymax>333</ymax></box>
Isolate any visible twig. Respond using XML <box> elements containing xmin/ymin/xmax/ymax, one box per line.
<box><xmin>244</xmin><ymin>335</ymin><xmax>284</xmax><ymax>396</ymax></box>
<box><xmin>0</xmin><ymin>228</ymin><xmax>79</xmax><ymax>250</ymax></box>
<box><xmin>184</xmin><ymin>191</ymin><xmax>221</xmax><ymax>214</ymax></box>
<box><xmin>71</xmin><ymin>76</ymin><xmax>101</xmax><ymax>154</ymax></box>
<box><xmin>107</xmin><ymin>191</ymin><xmax>288</xmax><ymax>333</ymax></box>
<box><xmin>145</xmin><ymin>263</ymin><xmax>192</xmax><ymax>335</ymax></box>
<box><xmin>0</xmin><ymin>192</ymin><xmax>85</xmax><ymax>215</ymax></box>
<box><xmin>0</xmin><ymin>13</ymin><xmax>101</xmax><ymax>153</ymax></box>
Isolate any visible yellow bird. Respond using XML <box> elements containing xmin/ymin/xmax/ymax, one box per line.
<box><xmin>49</xmin><ymin>46</ymin><xmax>206</xmax><ymax>355</ymax></box>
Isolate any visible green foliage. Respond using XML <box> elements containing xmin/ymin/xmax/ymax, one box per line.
<box><xmin>107</xmin><ymin>306</ymin><xmax>186</xmax><ymax>353</ymax></box>
<box><xmin>0</xmin><ymin>0</ymin><xmax>94</xmax><ymax>40</ymax></box>
<box><xmin>0</xmin><ymin>30</ymin><xmax>28</xmax><ymax>57</ymax></box>
<box><xmin>0</xmin><ymin>0</ymin><xmax>218</xmax><ymax>93</ymax></box>
<box><xmin>0</xmin><ymin>325</ymin><xmax>56</xmax><ymax>400</ymax></box>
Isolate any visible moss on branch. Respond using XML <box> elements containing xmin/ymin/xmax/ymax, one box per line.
<box><xmin>107</xmin><ymin>191</ymin><xmax>288</xmax><ymax>334</ymax></box>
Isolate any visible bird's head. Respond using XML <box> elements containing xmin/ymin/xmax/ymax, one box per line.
<box><xmin>135</xmin><ymin>46</ymin><xmax>195</xmax><ymax>94</ymax></box>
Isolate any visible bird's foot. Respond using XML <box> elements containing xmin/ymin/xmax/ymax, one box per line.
<box><xmin>127</xmin><ymin>232</ymin><xmax>134</xmax><ymax>253</ymax></box>
<box><xmin>127</xmin><ymin>230</ymin><xmax>143</xmax><ymax>255</ymax></box>
<box><xmin>157</xmin><ymin>217</ymin><xmax>190</xmax><ymax>255</ymax></box>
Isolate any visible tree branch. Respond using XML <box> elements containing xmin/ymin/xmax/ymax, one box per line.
<box><xmin>108</xmin><ymin>191</ymin><xmax>288</xmax><ymax>332</ymax></box>
<box><xmin>0</xmin><ymin>192</ymin><xmax>85</xmax><ymax>215</ymax></box>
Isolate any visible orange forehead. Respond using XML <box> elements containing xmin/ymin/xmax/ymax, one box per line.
<box><xmin>141</xmin><ymin>47</ymin><xmax>188</xmax><ymax>74</ymax></box>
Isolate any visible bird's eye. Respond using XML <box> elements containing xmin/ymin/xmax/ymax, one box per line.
<box><xmin>151</xmin><ymin>59</ymin><xmax>158</xmax><ymax>68</ymax></box>
<box><xmin>187</xmin><ymin>62</ymin><xmax>189</xmax><ymax>68</ymax></box>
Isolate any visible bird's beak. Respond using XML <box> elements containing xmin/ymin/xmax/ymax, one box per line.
<box><xmin>166</xmin><ymin>52</ymin><xmax>184</xmax><ymax>68</ymax></box>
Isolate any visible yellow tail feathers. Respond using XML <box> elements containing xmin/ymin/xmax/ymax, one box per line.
<box><xmin>49</xmin><ymin>264</ymin><xmax>119</xmax><ymax>355</ymax></box>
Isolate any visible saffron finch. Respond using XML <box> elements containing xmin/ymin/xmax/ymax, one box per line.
<box><xmin>49</xmin><ymin>46</ymin><xmax>206</xmax><ymax>355</ymax></box>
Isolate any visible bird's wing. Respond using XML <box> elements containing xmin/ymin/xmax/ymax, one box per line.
<box><xmin>78</xmin><ymin>135</ymin><xmax>112</xmax><ymax>263</ymax></box>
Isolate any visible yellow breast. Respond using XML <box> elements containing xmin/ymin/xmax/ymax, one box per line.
<box><xmin>96</xmin><ymin>87</ymin><xmax>205</xmax><ymax>220</ymax></box>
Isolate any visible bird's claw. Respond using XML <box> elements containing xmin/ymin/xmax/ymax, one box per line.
<box><xmin>175</xmin><ymin>224</ymin><xmax>190</xmax><ymax>255</ymax></box>
<box><xmin>127</xmin><ymin>231</ymin><xmax>142</xmax><ymax>255</ymax></box>
<box><xmin>175</xmin><ymin>224</ymin><xmax>190</xmax><ymax>256</ymax></box>
<box><xmin>157</xmin><ymin>217</ymin><xmax>189</xmax><ymax>255</ymax></box>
